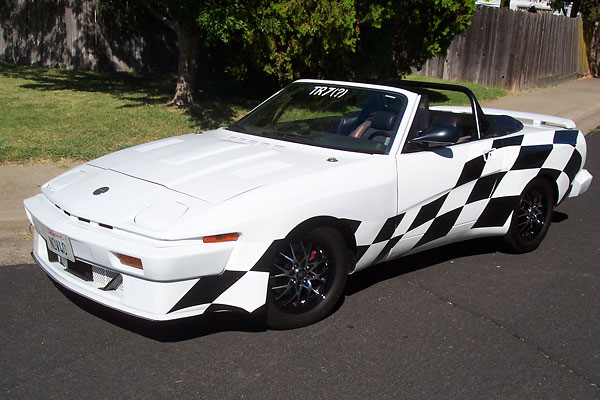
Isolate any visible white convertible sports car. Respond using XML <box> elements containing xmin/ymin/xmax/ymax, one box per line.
<box><xmin>25</xmin><ymin>79</ymin><xmax>593</xmax><ymax>329</ymax></box>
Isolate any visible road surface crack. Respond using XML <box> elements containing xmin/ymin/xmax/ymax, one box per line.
<box><xmin>407</xmin><ymin>279</ymin><xmax>600</xmax><ymax>391</ymax></box>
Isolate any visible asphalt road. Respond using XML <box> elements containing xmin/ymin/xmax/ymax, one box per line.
<box><xmin>2</xmin><ymin>131</ymin><xmax>599</xmax><ymax>399</ymax></box>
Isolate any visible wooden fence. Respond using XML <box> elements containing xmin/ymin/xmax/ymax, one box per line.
<box><xmin>0</xmin><ymin>0</ymin><xmax>176</xmax><ymax>72</ymax></box>
<box><xmin>1</xmin><ymin>3</ymin><xmax>591</xmax><ymax>90</ymax></box>
<box><xmin>414</xmin><ymin>6</ymin><xmax>589</xmax><ymax>91</ymax></box>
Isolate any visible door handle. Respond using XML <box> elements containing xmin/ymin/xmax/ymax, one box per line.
<box><xmin>482</xmin><ymin>149</ymin><xmax>495</xmax><ymax>161</ymax></box>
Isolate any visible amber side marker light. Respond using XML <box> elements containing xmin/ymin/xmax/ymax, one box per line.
<box><xmin>203</xmin><ymin>233</ymin><xmax>239</xmax><ymax>243</ymax></box>
<box><xmin>119</xmin><ymin>254</ymin><xmax>143</xmax><ymax>269</ymax></box>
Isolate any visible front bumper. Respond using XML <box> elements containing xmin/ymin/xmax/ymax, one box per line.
<box><xmin>24</xmin><ymin>193</ymin><xmax>247</xmax><ymax>320</ymax></box>
<box><xmin>568</xmin><ymin>169</ymin><xmax>593</xmax><ymax>198</ymax></box>
<box><xmin>30</xmin><ymin>243</ymin><xmax>207</xmax><ymax>320</ymax></box>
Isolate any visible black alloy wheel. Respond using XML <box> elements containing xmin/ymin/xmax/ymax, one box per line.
<box><xmin>266</xmin><ymin>227</ymin><xmax>348</xmax><ymax>329</ymax></box>
<box><xmin>504</xmin><ymin>178</ymin><xmax>554</xmax><ymax>253</ymax></box>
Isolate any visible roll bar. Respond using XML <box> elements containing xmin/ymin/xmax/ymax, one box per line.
<box><xmin>381</xmin><ymin>80</ymin><xmax>490</xmax><ymax>139</ymax></box>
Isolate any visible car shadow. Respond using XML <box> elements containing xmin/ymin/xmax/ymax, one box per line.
<box><xmin>51</xmin><ymin>211</ymin><xmax>569</xmax><ymax>341</ymax></box>
<box><xmin>344</xmin><ymin>237</ymin><xmax>499</xmax><ymax>297</ymax></box>
<box><xmin>552</xmin><ymin>211</ymin><xmax>568</xmax><ymax>223</ymax></box>
<box><xmin>344</xmin><ymin>209</ymin><xmax>569</xmax><ymax>296</ymax></box>
<box><xmin>52</xmin><ymin>281</ymin><xmax>268</xmax><ymax>342</ymax></box>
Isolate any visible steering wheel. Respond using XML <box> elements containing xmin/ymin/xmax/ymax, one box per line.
<box><xmin>366</xmin><ymin>131</ymin><xmax>391</xmax><ymax>140</ymax></box>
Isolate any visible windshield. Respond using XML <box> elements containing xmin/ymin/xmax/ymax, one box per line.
<box><xmin>228</xmin><ymin>82</ymin><xmax>407</xmax><ymax>154</ymax></box>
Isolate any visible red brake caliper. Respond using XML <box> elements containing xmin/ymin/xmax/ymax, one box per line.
<box><xmin>309</xmin><ymin>250</ymin><xmax>316</xmax><ymax>261</ymax></box>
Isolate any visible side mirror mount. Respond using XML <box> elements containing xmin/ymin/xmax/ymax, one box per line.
<box><xmin>410</xmin><ymin>124</ymin><xmax>460</xmax><ymax>147</ymax></box>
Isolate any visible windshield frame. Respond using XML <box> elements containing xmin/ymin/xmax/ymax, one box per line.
<box><xmin>227</xmin><ymin>80</ymin><xmax>409</xmax><ymax>155</ymax></box>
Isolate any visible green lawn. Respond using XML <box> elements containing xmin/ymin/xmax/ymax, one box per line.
<box><xmin>0</xmin><ymin>63</ymin><xmax>259</xmax><ymax>163</ymax></box>
<box><xmin>0</xmin><ymin>63</ymin><xmax>507</xmax><ymax>164</ymax></box>
<box><xmin>405</xmin><ymin>75</ymin><xmax>507</xmax><ymax>106</ymax></box>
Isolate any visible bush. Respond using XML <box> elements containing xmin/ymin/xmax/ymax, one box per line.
<box><xmin>200</xmin><ymin>0</ymin><xmax>476</xmax><ymax>84</ymax></box>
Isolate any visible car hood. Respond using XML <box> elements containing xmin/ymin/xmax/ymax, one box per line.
<box><xmin>87</xmin><ymin>128</ymin><xmax>366</xmax><ymax>204</ymax></box>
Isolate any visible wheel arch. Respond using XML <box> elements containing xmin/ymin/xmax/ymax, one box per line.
<box><xmin>286</xmin><ymin>216</ymin><xmax>358</xmax><ymax>271</ymax></box>
<box><xmin>535</xmin><ymin>171</ymin><xmax>560</xmax><ymax>205</ymax></box>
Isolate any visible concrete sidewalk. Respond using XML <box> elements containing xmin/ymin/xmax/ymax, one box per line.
<box><xmin>482</xmin><ymin>76</ymin><xmax>600</xmax><ymax>134</ymax></box>
<box><xmin>1</xmin><ymin>77</ymin><xmax>600</xmax><ymax>266</ymax></box>
<box><xmin>1</xmin><ymin>165</ymin><xmax>73</xmax><ymax>265</ymax></box>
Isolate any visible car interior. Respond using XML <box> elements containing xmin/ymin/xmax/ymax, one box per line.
<box><xmin>400</xmin><ymin>88</ymin><xmax>524</xmax><ymax>153</ymax></box>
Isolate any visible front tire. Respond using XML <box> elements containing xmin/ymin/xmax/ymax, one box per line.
<box><xmin>266</xmin><ymin>227</ymin><xmax>348</xmax><ymax>329</ymax></box>
<box><xmin>503</xmin><ymin>178</ymin><xmax>554</xmax><ymax>253</ymax></box>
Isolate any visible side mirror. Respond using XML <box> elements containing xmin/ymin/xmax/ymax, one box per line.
<box><xmin>410</xmin><ymin>124</ymin><xmax>460</xmax><ymax>147</ymax></box>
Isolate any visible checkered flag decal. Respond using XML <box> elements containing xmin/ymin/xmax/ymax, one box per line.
<box><xmin>168</xmin><ymin>130</ymin><xmax>585</xmax><ymax>315</ymax></box>
<box><xmin>357</xmin><ymin>129</ymin><xmax>584</xmax><ymax>265</ymax></box>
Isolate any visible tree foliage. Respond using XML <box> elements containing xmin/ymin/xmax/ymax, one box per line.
<box><xmin>201</xmin><ymin>0</ymin><xmax>476</xmax><ymax>84</ymax></box>
<box><xmin>552</xmin><ymin>0</ymin><xmax>600</xmax><ymax>19</ymax></box>
<box><xmin>99</xmin><ymin>0</ymin><xmax>477</xmax><ymax>106</ymax></box>
<box><xmin>552</xmin><ymin>1</ymin><xmax>600</xmax><ymax>77</ymax></box>
<box><xmin>196</xmin><ymin>0</ymin><xmax>358</xmax><ymax>84</ymax></box>
<box><xmin>353</xmin><ymin>0</ymin><xmax>476</xmax><ymax>79</ymax></box>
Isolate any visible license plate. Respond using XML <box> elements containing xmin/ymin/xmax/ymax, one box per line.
<box><xmin>47</xmin><ymin>229</ymin><xmax>75</xmax><ymax>262</ymax></box>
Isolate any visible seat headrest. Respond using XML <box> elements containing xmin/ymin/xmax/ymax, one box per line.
<box><xmin>369</xmin><ymin>111</ymin><xmax>397</xmax><ymax>131</ymax></box>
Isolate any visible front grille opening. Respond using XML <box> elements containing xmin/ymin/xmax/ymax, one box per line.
<box><xmin>92</xmin><ymin>265</ymin><xmax>123</xmax><ymax>291</ymax></box>
<box><xmin>66</xmin><ymin>259</ymin><xmax>93</xmax><ymax>281</ymax></box>
<box><xmin>47</xmin><ymin>246</ymin><xmax>58</xmax><ymax>262</ymax></box>
<box><xmin>98</xmin><ymin>223</ymin><xmax>113</xmax><ymax>230</ymax></box>
<box><xmin>46</xmin><ymin>243</ymin><xmax>92</xmax><ymax>281</ymax></box>
<box><xmin>78</xmin><ymin>217</ymin><xmax>90</xmax><ymax>223</ymax></box>
<box><xmin>46</xmin><ymin>244</ymin><xmax>124</xmax><ymax>291</ymax></box>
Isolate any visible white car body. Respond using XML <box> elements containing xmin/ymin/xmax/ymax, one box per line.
<box><xmin>24</xmin><ymin>79</ymin><xmax>592</xmax><ymax>325</ymax></box>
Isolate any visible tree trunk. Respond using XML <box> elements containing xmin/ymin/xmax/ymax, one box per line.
<box><xmin>169</xmin><ymin>28</ymin><xmax>199</xmax><ymax>107</ymax></box>
<box><xmin>570</xmin><ymin>0</ymin><xmax>581</xmax><ymax>18</ymax></box>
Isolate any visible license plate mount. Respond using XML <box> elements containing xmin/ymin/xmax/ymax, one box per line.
<box><xmin>47</xmin><ymin>229</ymin><xmax>75</xmax><ymax>263</ymax></box>
<box><xmin>58</xmin><ymin>255</ymin><xmax>69</xmax><ymax>268</ymax></box>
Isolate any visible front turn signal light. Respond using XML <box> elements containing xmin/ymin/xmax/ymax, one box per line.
<box><xmin>203</xmin><ymin>232</ymin><xmax>239</xmax><ymax>243</ymax></box>
<box><xmin>119</xmin><ymin>254</ymin><xmax>143</xmax><ymax>269</ymax></box>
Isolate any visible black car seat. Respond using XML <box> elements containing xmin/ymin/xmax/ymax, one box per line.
<box><xmin>337</xmin><ymin>112</ymin><xmax>361</xmax><ymax>136</ymax></box>
<box><xmin>361</xmin><ymin>111</ymin><xmax>398</xmax><ymax>140</ymax></box>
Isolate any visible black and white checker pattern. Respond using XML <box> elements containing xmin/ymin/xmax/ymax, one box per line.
<box><xmin>168</xmin><ymin>130</ymin><xmax>585</xmax><ymax>315</ymax></box>
<box><xmin>168</xmin><ymin>269</ymin><xmax>270</xmax><ymax>314</ymax></box>
<box><xmin>355</xmin><ymin>129</ymin><xmax>585</xmax><ymax>266</ymax></box>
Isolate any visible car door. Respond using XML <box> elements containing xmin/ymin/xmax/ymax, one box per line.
<box><xmin>380</xmin><ymin>106</ymin><xmax>507</xmax><ymax>262</ymax></box>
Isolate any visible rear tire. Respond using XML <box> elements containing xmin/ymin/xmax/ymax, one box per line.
<box><xmin>266</xmin><ymin>227</ymin><xmax>348</xmax><ymax>329</ymax></box>
<box><xmin>503</xmin><ymin>178</ymin><xmax>554</xmax><ymax>253</ymax></box>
